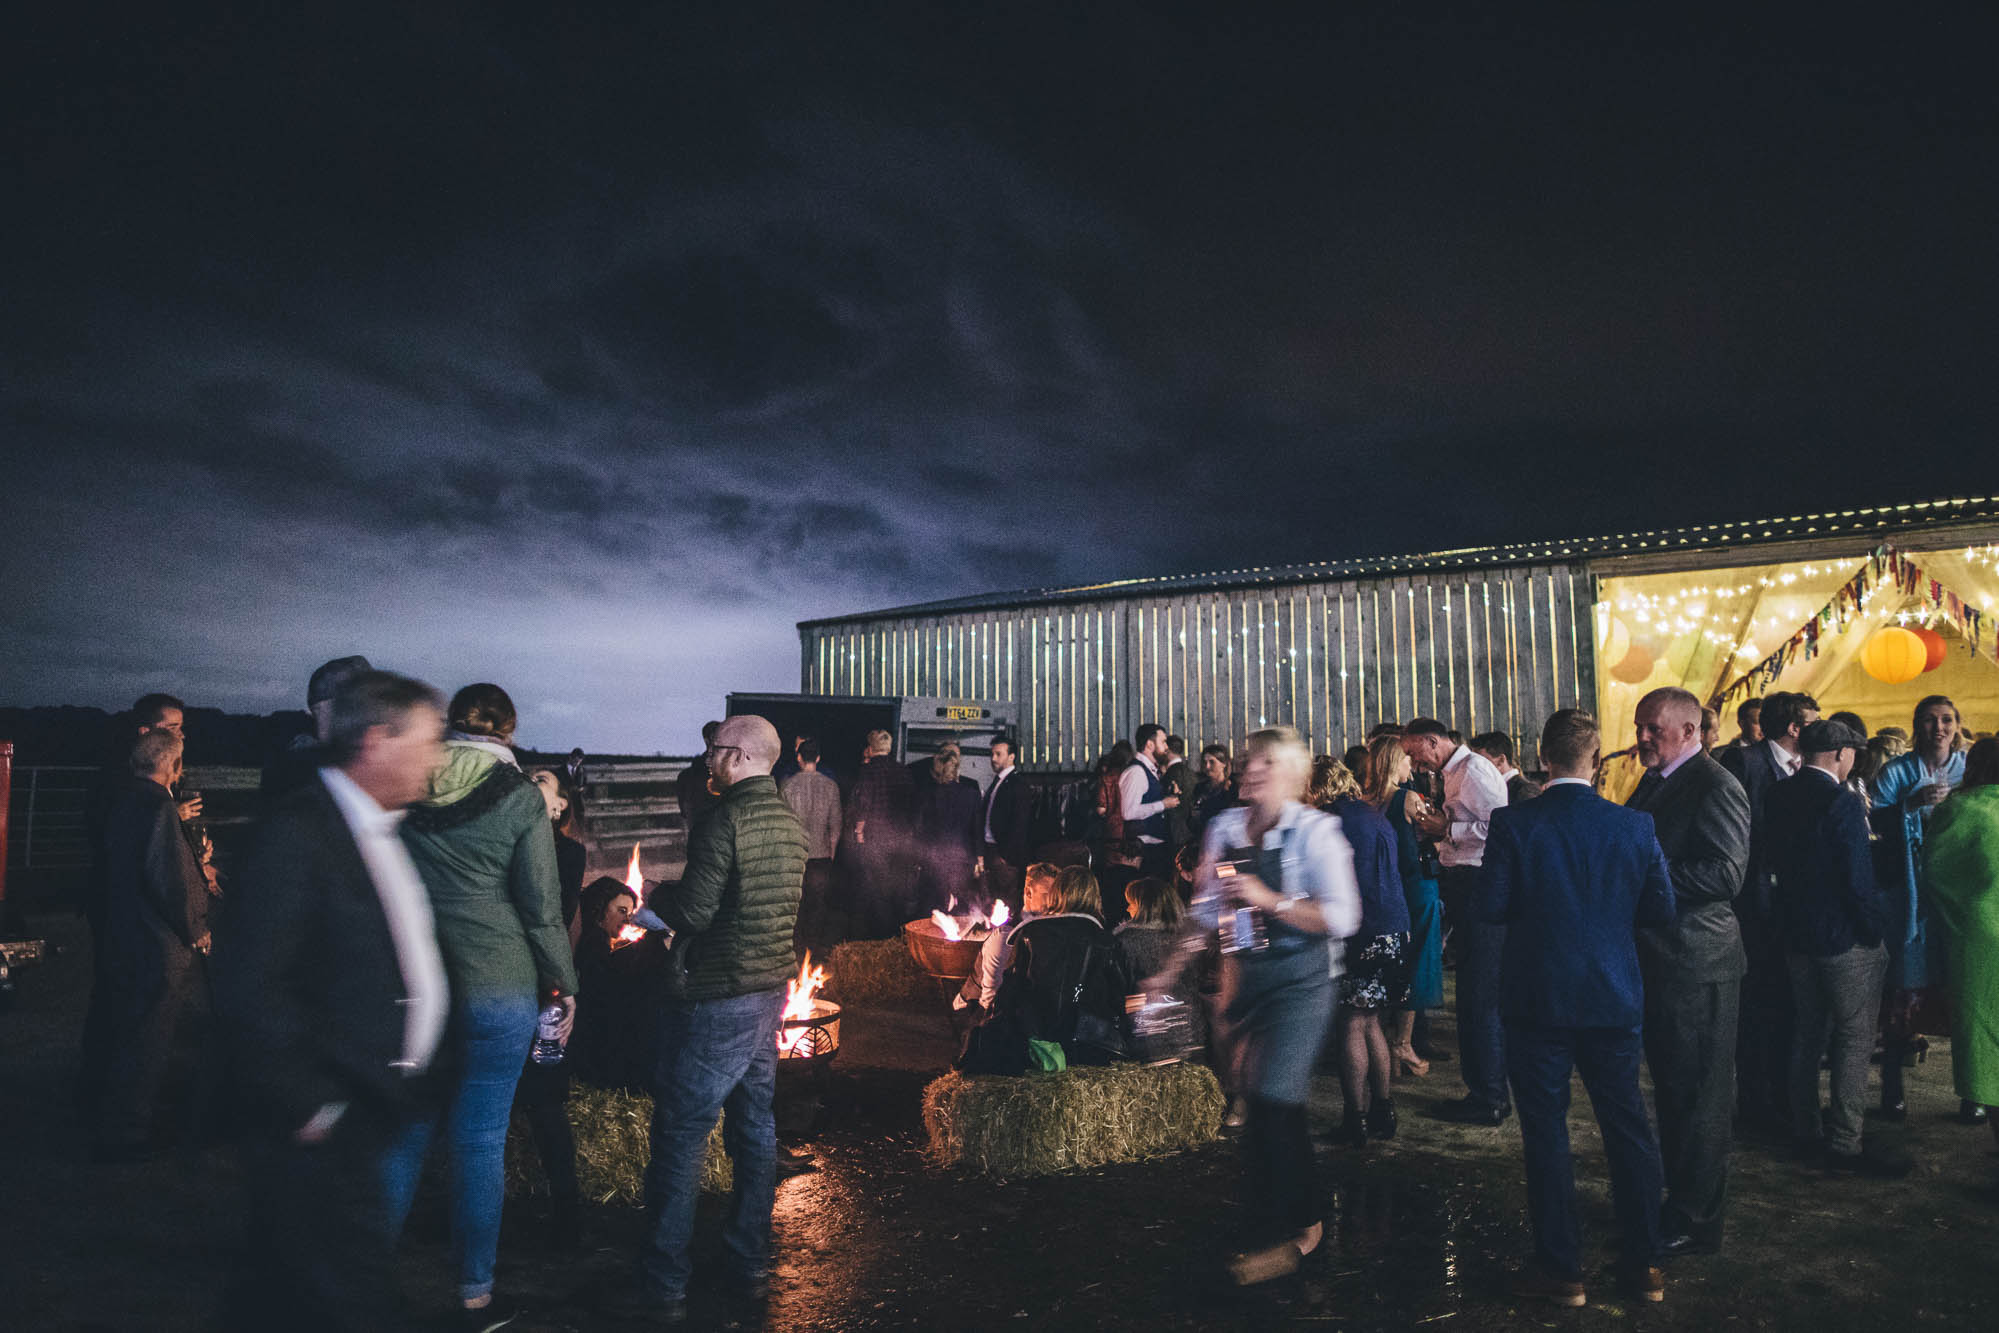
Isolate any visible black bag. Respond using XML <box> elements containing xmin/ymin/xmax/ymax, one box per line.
<box><xmin>1069</xmin><ymin>940</ymin><xmax>1133</xmax><ymax>1062</ymax></box>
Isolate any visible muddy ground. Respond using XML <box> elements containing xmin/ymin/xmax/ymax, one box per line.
<box><xmin>4</xmin><ymin>909</ymin><xmax>1997</xmax><ymax>1331</ymax></box>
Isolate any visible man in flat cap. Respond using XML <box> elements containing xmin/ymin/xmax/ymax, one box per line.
<box><xmin>1763</xmin><ymin>717</ymin><xmax>1906</xmax><ymax>1176</ymax></box>
<box><xmin>638</xmin><ymin>714</ymin><xmax>807</xmax><ymax>1322</ymax></box>
<box><xmin>260</xmin><ymin>656</ymin><xmax>373</xmax><ymax>803</ymax></box>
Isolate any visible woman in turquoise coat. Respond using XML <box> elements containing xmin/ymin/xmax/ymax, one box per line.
<box><xmin>1923</xmin><ymin>738</ymin><xmax>1999</xmax><ymax>1143</ymax></box>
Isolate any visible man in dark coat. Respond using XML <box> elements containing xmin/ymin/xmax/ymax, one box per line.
<box><xmin>260</xmin><ymin>655</ymin><xmax>372</xmax><ymax>804</ymax></box>
<box><xmin>1719</xmin><ymin>689</ymin><xmax>1819</xmax><ymax>1132</ymax></box>
<box><xmin>843</xmin><ymin>729</ymin><xmax>915</xmax><ymax>936</ymax></box>
<box><xmin>93</xmin><ymin>728</ymin><xmax>210</xmax><ymax>1158</ymax></box>
<box><xmin>1765</xmin><ymin>718</ymin><xmax>1905</xmax><ymax>1176</ymax></box>
<box><xmin>1628</xmin><ymin>687</ymin><xmax>1751</xmax><ymax>1256</ymax></box>
<box><xmin>1479</xmin><ymin>709</ymin><xmax>1676</xmax><ymax>1308</ymax></box>
<box><xmin>213</xmin><ymin>671</ymin><xmax>450</xmax><ymax>1332</ymax></box>
<box><xmin>980</xmin><ymin>735</ymin><xmax>1034</xmax><ymax>912</ymax></box>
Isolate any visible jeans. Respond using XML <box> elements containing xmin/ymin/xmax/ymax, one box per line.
<box><xmin>1506</xmin><ymin>1022</ymin><xmax>1663</xmax><ymax>1279</ymax></box>
<box><xmin>640</xmin><ymin>987</ymin><xmax>786</xmax><ymax>1303</ymax></box>
<box><xmin>380</xmin><ymin>991</ymin><xmax>539</xmax><ymax>1302</ymax></box>
<box><xmin>1787</xmin><ymin>945</ymin><xmax>1889</xmax><ymax>1155</ymax></box>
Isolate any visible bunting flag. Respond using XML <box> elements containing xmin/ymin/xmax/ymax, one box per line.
<box><xmin>1711</xmin><ymin>544</ymin><xmax>1997</xmax><ymax>707</ymax></box>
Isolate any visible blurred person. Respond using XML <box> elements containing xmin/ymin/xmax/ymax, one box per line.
<box><xmin>980</xmin><ymin>736</ymin><xmax>1033</xmax><ymax>913</ymax></box>
<box><xmin>1924</xmin><ymin>738</ymin><xmax>1999</xmax><ymax>1151</ymax></box>
<box><xmin>1766</xmin><ymin>719</ymin><xmax>1903</xmax><ymax>1174</ymax></box>
<box><xmin>844</xmin><ymin>728</ymin><xmax>916</xmax><ymax>937</ymax></box>
<box><xmin>781</xmin><ymin>737</ymin><xmax>844</xmax><ymax>957</ymax></box>
<box><xmin>1162</xmin><ymin>727</ymin><xmax>1361</xmax><ymax>1284</ymax></box>
<box><xmin>676</xmin><ymin>721</ymin><xmax>724</xmax><ymax>835</ymax></box>
<box><xmin>91</xmin><ymin>728</ymin><xmax>211</xmax><ymax>1159</ymax></box>
<box><xmin>637</xmin><ymin>715</ymin><xmax>806</xmax><ymax>1322</ymax></box>
<box><xmin>1364</xmin><ymin>733</ymin><xmax>1442</xmax><ymax>1074</ymax></box>
<box><xmin>1472</xmin><ymin>730</ymin><xmax>1542</xmax><ymax>804</ymax></box>
<box><xmin>954</xmin><ymin>863</ymin><xmax>1060</xmax><ymax>1020</ymax></box>
<box><xmin>569</xmin><ymin>877</ymin><xmax>670</xmax><ymax>1092</ymax></box>
<box><xmin>1870</xmin><ymin>695</ymin><xmax>1984</xmax><ymax>1124</ymax></box>
<box><xmin>214</xmin><ymin>671</ymin><xmax>449</xmax><ymax>1333</ymax></box>
<box><xmin>1481</xmin><ymin>709</ymin><xmax>1674</xmax><ymax>1308</ymax></box>
<box><xmin>1120</xmin><ymin>723</ymin><xmax>1182</xmax><ymax>878</ymax></box>
<box><xmin>914</xmin><ymin>742</ymin><xmax>982</xmax><ymax>912</ymax></box>
<box><xmin>1401</xmin><ymin>718</ymin><xmax>1511</xmax><ymax>1124</ymax></box>
<box><xmin>261</xmin><ymin>657</ymin><xmax>373</xmax><ymax>803</ymax></box>
<box><xmin>563</xmin><ymin>747</ymin><xmax>587</xmax><ymax>789</ymax></box>
<box><xmin>1628</xmin><ymin>687</ymin><xmax>1751</xmax><ymax>1256</ymax></box>
<box><xmin>529</xmin><ymin>768</ymin><xmax>587</xmax><ymax>942</ymax></box>
<box><xmin>1195</xmin><ymin>743</ymin><xmax>1238</xmax><ymax>829</ymax></box>
<box><xmin>383</xmin><ymin>683</ymin><xmax>578</xmax><ymax>1326</ymax></box>
<box><xmin>1720</xmin><ymin>689</ymin><xmax>1819</xmax><ymax>1134</ymax></box>
<box><xmin>1326</xmin><ymin>762</ymin><xmax>1410</xmax><ymax>1148</ymax></box>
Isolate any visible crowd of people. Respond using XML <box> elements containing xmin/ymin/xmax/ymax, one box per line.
<box><xmin>72</xmin><ymin>656</ymin><xmax>1999</xmax><ymax>1322</ymax></box>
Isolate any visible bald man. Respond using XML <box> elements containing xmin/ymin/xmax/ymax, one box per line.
<box><xmin>638</xmin><ymin>712</ymin><xmax>808</xmax><ymax>1320</ymax></box>
<box><xmin>1627</xmin><ymin>687</ymin><xmax>1751</xmax><ymax>1257</ymax></box>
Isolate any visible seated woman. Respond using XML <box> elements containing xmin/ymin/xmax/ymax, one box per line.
<box><xmin>954</xmin><ymin>863</ymin><xmax>1060</xmax><ymax>1022</ymax></box>
<box><xmin>568</xmin><ymin>876</ymin><xmax>670</xmax><ymax>1092</ymax></box>
<box><xmin>959</xmin><ymin>866</ymin><xmax>1133</xmax><ymax>1074</ymax></box>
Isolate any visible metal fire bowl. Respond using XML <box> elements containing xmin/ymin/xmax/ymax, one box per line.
<box><xmin>777</xmin><ymin>998</ymin><xmax>842</xmax><ymax>1063</ymax></box>
<box><xmin>901</xmin><ymin>919</ymin><xmax>986</xmax><ymax>981</ymax></box>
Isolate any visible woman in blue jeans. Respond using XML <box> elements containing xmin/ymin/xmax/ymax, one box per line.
<box><xmin>382</xmin><ymin>684</ymin><xmax>578</xmax><ymax>1326</ymax></box>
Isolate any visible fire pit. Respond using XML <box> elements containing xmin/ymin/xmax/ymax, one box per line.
<box><xmin>901</xmin><ymin>900</ymin><xmax>1013</xmax><ymax>982</ymax></box>
<box><xmin>776</xmin><ymin>953</ymin><xmax>840</xmax><ymax>1069</ymax></box>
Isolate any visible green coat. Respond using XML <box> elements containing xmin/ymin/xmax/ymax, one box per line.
<box><xmin>403</xmin><ymin>745</ymin><xmax>579</xmax><ymax>1002</ymax></box>
<box><xmin>655</xmin><ymin>774</ymin><xmax>806</xmax><ymax>1002</ymax></box>
<box><xmin>1924</xmin><ymin>784</ymin><xmax>1999</xmax><ymax>1107</ymax></box>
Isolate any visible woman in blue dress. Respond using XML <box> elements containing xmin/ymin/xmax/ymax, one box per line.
<box><xmin>1365</xmin><ymin>733</ymin><xmax>1441</xmax><ymax>1076</ymax></box>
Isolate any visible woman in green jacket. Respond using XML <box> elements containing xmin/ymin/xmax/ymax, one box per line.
<box><xmin>379</xmin><ymin>683</ymin><xmax>580</xmax><ymax>1324</ymax></box>
<box><xmin>1924</xmin><ymin>738</ymin><xmax>1999</xmax><ymax>1144</ymax></box>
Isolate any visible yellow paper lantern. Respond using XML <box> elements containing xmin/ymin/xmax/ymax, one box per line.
<box><xmin>1609</xmin><ymin>642</ymin><xmax>1654</xmax><ymax>685</ymax></box>
<box><xmin>1597</xmin><ymin>612</ymin><xmax>1631</xmax><ymax>670</ymax></box>
<box><xmin>1861</xmin><ymin>627</ymin><xmax>1927</xmax><ymax>684</ymax></box>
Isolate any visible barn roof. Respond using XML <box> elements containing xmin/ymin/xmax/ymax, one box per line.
<box><xmin>799</xmin><ymin>495</ymin><xmax>1999</xmax><ymax>628</ymax></box>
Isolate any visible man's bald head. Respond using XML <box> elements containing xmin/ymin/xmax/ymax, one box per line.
<box><xmin>711</xmin><ymin>714</ymin><xmax>782</xmax><ymax>786</ymax></box>
<box><xmin>1634</xmin><ymin>686</ymin><xmax>1704</xmax><ymax>773</ymax></box>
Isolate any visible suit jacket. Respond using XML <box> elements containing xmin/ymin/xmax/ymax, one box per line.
<box><xmin>1719</xmin><ymin>740</ymin><xmax>1789</xmax><ymax>916</ymax></box>
<box><xmin>213</xmin><ymin>779</ymin><xmax>438</xmax><ymax>1133</ymax></box>
<box><xmin>1626</xmin><ymin>752</ymin><xmax>1751</xmax><ymax>984</ymax></box>
<box><xmin>983</xmin><ymin>768</ymin><xmax>1034</xmax><ymax>867</ymax></box>
<box><xmin>100</xmin><ymin>777</ymin><xmax>208</xmax><ymax>999</ymax></box>
<box><xmin>1763</xmin><ymin>767</ymin><xmax>1889</xmax><ymax>957</ymax></box>
<box><xmin>1477</xmin><ymin>783</ymin><xmax>1676</xmax><ymax>1029</ymax></box>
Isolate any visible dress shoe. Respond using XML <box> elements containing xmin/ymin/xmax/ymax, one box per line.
<box><xmin>1825</xmin><ymin>1143</ymin><xmax>1912</xmax><ymax>1178</ymax></box>
<box><xmin>1961</xmin><ymin>1101</ymin><xmax>1990</xmax><ymax>1126</ymax></box>
<box><xmin>1659</xmin><ymin>1231</ymin><xmax>1719</xmax><ymax>1257</ymax></box>
<box><xmin>1618</xmin><ymin>1265</ymin><xmax>1666</xmax><ymax>1303</ymax></box>
<box><xmin>1873</xmin><ymin>1098</ymin><xmax>1908</xmax><ymax>1123</ymax></box>
<box><xmin>1509</xmin><ymin>1264</ymin><xmax>1586</xmax><ymax>1308</ymax></box>
<box><xmin>1434</xmin><ymin>1096</ymin><xmax>1510</xmax><ymax>1127</ymax></box>
<box><xmin>1366</xmin><ymin>1098</ymin><xmax>1398</xmax><ymax>1140</ymax></box>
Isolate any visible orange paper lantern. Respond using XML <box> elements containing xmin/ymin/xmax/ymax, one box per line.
<box><xmin>1912</xmin><ymin>626</ymin><xmax>1947</xmax><ymax>672</ymax></box>
<box><xmin>1609</xmin><ymin>642</ymin><xmax>1654</xmax><ymax>685</ymax></box>
<box><xmin>1861</xmin><ymin>627</ymin><xmax>1927</xmax><ymax>685</ymax></box>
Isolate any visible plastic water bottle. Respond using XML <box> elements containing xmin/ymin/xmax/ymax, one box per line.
<box><xmin>530</xmin><ymin>998</ymin><xmax>566</xmax><ymax>1065</ymax></box>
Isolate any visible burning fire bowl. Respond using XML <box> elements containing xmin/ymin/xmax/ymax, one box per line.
<box><xmin>902</xmin><ymin>918</ymin><xmax>988</xmax><ymax>981</ymax></box>
<box><xmin>777</xmin><ymin>997</ymin><xmax>842</xmax><ymax>1062</ymax></box>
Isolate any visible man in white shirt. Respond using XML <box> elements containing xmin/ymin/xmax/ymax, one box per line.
<box><xmin>215</xmin><ymin>671</ymin><xmax>449</xmax><ymax>1332</ymax></box>
<box><xmin>1119</xmin><ymin>723</ymin><xmax>1182</xmax><ymax>878</ymax></box>
<box><xmin>1402</xmin><ymin>717</ymin><xmax>1512</xmax><ymax>1124</ymax></box>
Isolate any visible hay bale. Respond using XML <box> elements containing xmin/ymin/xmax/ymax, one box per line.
<box><xmin>827</xmin><ymin>937</ymin><xmax>939</xmax><ymax>1010</ymax></box>
<box><xmin>506</xmin><ymin>1083</ymin><xmax>731</xmax><ymax>1204</ymax></box>
<box><xmin>921</xmin><ymin>1062</ymin><xmax>1225</xmax><ymax>1178</ymax></box>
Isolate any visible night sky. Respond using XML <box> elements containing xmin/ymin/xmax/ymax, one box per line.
<box><xmin>9</xmin><ymin>4</ymin><xmax>1999</xmax><ymax>752</ymax></box>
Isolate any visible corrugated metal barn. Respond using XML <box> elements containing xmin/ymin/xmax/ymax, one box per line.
<box><xmin>798</xmin><ymin>497</ymin><xmax>1999</xmax><ymax>771</ymax></box>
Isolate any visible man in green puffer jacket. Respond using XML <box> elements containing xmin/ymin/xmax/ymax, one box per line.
<box><xmin>639</xmin><ymin>713</ymin><xmax>806</xmax><ymax>1321</ymax></box>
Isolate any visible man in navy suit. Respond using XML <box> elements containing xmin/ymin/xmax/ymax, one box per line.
<box><xmin>1479</xmin><ymin>709</ymin><xmax>1676</xmax><ymax>1307</ymax></box>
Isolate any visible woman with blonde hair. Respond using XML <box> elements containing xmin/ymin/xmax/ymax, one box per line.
<box><xmin>961</xmin><ymin>865</ymin><xmax>1132</xmax><ymax>1074</ymax></box>
<box><xmin>1149</xmin><ymin>726</ymin><xmax>1361</xmax><ymax>1284</ymax></box>
<box><xmin>1366</xmin><ymin>732</ymin><xmax>1441</xmax><ymax>1074</ymax></box>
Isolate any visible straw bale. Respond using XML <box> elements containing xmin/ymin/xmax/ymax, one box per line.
<box><xmin>505</xmin><ymin>1083</ymin><xmax>730</xmax><ymax>1204</ymax></box>
<box><xmin>921</xmin><ymin>1061</ymin><xmax>1224</xmax><ymax>1178</ymax></box>
<box><xmin>827</xmin><ymin>937</ymin><xmax>939</xmax><ymax>1010</ymax></box>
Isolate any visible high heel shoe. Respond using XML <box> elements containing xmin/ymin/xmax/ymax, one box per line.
<box><xmin>1394</xmin><ymin>1050</ymin><xmax>1431</xmax><ymax>1078</ymax></box>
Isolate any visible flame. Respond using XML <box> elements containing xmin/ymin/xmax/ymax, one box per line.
<box><xmin>930</xmin><ymin>909</ymin><xmax>963</xmax><ymax>941</ymax></box>
<box><xmin>615</xmin><ymin>923</ymin><xmax>646</xmax><ymax>945</ymax></box>
<box><xmin>989</xmin><ymin>899</ymin><xmax>1011</xmax><ymax>930</ymax></box>
<box><xmin>624</xmin><ymin>842</ymin><xmax>644</xmax><ymax>896</ymax></box>
<box><xmin>775</xmin><ymin>952</ymin><xmax>828</xmax><ymax>1056</ymax></box>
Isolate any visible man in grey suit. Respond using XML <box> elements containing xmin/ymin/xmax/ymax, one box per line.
<box><xmin>1629</xmin><ymin>687</ymin><xmax>1751</xmax><ymax>1257</ymax></box>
